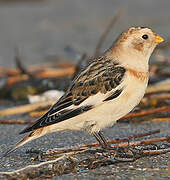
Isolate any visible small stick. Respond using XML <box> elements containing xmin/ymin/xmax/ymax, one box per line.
<box><xmin>5</xmin><ymin>66</ymin><xmax>75</xmax><ymax>86</ymax></box>
<box><xmin>0</xmin><ymin>63</ymin><xmax>76</xmax><ymax>77</ymax></box>
<box><xmin>14</xmin><ymin>48</ymin><xmax>34</xmax><ymax>79</ymax></box>
<box><xmin>112</xmin><ymin>129</ymin><xmax>160</xmax><ymax>141</ymax></box>
<box><xmin>0</xmin><ymin>100</ymin><xmax>55</xmax><ymax>116</ymax></box>
<box><xmin>94</xmin><ymin>10</ymin><xmax>123</xmax><ymax>56</ymax></box>
<box><xmin>144</xmin><ymin>93</ymin><xmax>170</xmax><ymax>100</ymax></box>
<box><xmin>48</xmin><ymin>130</ymin><xmax>161</xmax><ymax>154</ymax></box>
<box><xmin>146</xmin><ymin>83</ymin><xmax>170</xmax><ymax>94</ymax></box>
<box><xmin>30</xmin><ymin>105</ymin><xmax>170</xmax><ymax>119</ymax></box>
<box><xmin>0</xmin><ymin>67</ymin><xmax>19</xmax><ymax>76</ymax></box>
<box><xmin>29</xmin><ymin>110</ymin><xmax>47</xmax><ymax>118</ymax></box>
<box><xmin>44</xmin><ymin>136</ymin><xmax>169</xmax><ymax>161</ymax></box>
<box><xmin>114</xmin><ymin>136</ymin><xmax>169</xmax><ymax>148</ymax></box>
<box><xmin>35</xmin><ymin>66</ymin><xmax>75</xmax><ymax>79</ymax></box>
<box><xmin>0</xmin><ymin>155</ymin><xmax>66</xmax><ymax>175</ymax></box>
<box><xmin>142</xmin><ymin>148</ymin><xmax>170</xmax><ymax>156</ymax></box>
<box><xmin>6</xmin><ymin>74</ymin><xmax>29</xmax><ymax>86</ymax></box>
<box><xmin>83</xmin><ymin>129</ymin><xmax>160</xmax><ymax>148</ymax></box>
<box><xmin>151</xmin><ymin>117</ymin><xmax>170</xmax><ymax>122</ymax></box>
<box><xmin>0</xmin><ymin>119</ymin><xmax>34</xmax><ymax>124</ymax></box>
<box><xmin>120</xmin><ymin>106</ymin><xmax>170</xmax><ymax>120</ymax></box>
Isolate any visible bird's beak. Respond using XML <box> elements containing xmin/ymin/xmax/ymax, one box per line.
<box><xmin>155</xmin><ymin>34</ymin><xmax>164</xmax><ymax>44</ymax></box>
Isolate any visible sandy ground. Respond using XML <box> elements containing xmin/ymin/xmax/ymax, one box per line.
<box><xmin>0</xmin><ymin>116</ymin><xmax>169</xmax><ymax>179</ymax></box>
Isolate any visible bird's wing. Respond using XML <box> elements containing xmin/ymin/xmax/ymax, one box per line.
<box><xmin>20</xmin><ymin>56</ymin><xmax>126</xmax><ymax>134</ymax></box>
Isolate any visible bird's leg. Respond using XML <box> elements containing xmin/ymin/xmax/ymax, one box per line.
<box><xmin>93</xmin><ymin>132</ymin><xmax>104</xmax><ymax>147</ymax></box>
<box><xmin>93</xmin><ymin>131</ymin><xmax>117</xmax><ymax>158</ymax></box>
<box><xmin>93</xmin><ymin>131</ymin><xmax>135</xmax><ymax>160</ymax></box>
<box><xmin>93</xmin><ymin>131</ymin><xmax>112</xmax><ymax>150</ymax></box>
<box><xmin>98</xmin><ymin>131</ymin><xmax>111</xmax><ymax>148</ymax></box>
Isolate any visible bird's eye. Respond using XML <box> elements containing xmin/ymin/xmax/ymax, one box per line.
<box><xmin>142</xmin><ymin>34</ymin><xmax>148</xmax><ymax>40</ymax></box>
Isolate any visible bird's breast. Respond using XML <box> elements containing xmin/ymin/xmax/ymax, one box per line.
<box><xmin>85</xmin><ymin>71</ymin><xmax>149</xmax><ymax>131</ymax></box>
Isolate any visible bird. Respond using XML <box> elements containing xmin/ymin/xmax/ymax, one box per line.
<box><xmin>4</xmin><ymin>27</ymin><xmax>164</xmax><ymax>156</ymax></box>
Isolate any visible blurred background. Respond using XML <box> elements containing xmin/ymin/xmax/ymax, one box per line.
<box><xmin>0</xmin><ymin>1</ymin><xmax>170</xmax><ymax>177</ymax></box>
<box><xmin>0</xmin><ymin>0</ymin><xmax>170</xmax><ymax>68</ymax></box>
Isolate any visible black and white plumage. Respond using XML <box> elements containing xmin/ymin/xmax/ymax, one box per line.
<box><xmin>4</xmin><ymin>27</ymin><xmax>164</xmax><ymax>156</ymax></box>
<box><xmin>20</xmin><ymin>56</ymin><xmax>126</xmax><ymax>134</ymax></box>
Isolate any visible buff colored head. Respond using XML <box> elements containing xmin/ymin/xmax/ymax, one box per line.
<box><xmin>117</xmin><ymin>27</ymin><xmax>164</xmax><ymax>56</ymax></box>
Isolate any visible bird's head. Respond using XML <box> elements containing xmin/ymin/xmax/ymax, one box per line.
<box><xmin>118</xmin><ymin>27</ymin><xmax>163</xmax><ymax>57</ymax></box>
<box><xmin>109</xmin><ymin>27</ymin><xmax>164</xmax><ymax>70</ymax></box>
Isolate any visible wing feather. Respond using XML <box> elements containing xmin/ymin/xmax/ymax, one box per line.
<box><xmin>20</xmin><ymin>56</ymin><xmax>126</xmax><ymax>134</ymax></box>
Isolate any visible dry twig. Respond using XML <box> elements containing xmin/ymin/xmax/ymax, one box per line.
<box><xmin>0</xmin><ymin>104</ymin><xmax>169</xmax><ymax>124</ymax></box>
<box><xmin>44</xmin><ymin>129</ymin><xmax>161</xmax><ymax>154</ymax></box>
<box><xmin>151</xmin><ymin>117</ymin><xmax>170</xmax><ymax>122</ymax></box>
<box><xmin>144</xmin><ymin>92</ymin><xmax>170</xmax><ymax>100</ymax></box>
<box><xmin>142</xmin><ymin>148</ymin><xmax>170</xmax><ymax>156</ymax></box>
<box><xmin>14</xmin><ymin>48</ymin><xmax>34</xmax><ymax>79</ymax></box>
<box><xmin>0</xmin><ymin>155</ymin><xmax>67</xmax><ymax>175</ymax></box>
<box><xmin>114</xmin><ymin>136</ymin><xmax>169</xmax><ymax>148</ymax></box>
<box><xmin>146</xmin><ymin>82</ymin><xmax>170</xmax><ymax>94</ymax></box>
<box><xmin>0</xmin><ymin>100</ymin><xmax>55</xmax><ymax>116</ymax></box>
<box><xmin>120</xmin><ymin>106</ymin><xmax>170</xmax><ymax>120</ymax></box>
<box><xmin>0</xmin><ymin>119</ymin><xmax>34</xmax><ymax>124</ymax></box>
<box><xmin>5</xmin><ymin>66</ymin><xmax>75</xmax><ymax>86</ymax></box>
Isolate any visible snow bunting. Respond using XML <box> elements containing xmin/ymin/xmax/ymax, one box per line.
<box><xmin>5</xmin><ymin>27</ymin><xmax>164</xmax><ymax>155</ymax></box>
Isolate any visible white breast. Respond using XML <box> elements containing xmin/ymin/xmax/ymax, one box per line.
<box><xmin>87</xmin><ymin>71</ymin><xmax>148</xmax><ymax>132</ymax></box>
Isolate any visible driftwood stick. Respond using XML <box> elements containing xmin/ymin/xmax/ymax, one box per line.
<box><xmin>14</xmin><ymin>48</ymin><xmax>34</xmax><ymax>79</ymax></box>
<box><xmin>121</xmin><ymin>106</ymin><xmax>170</xmax><ymax>120</ymax></box>
<box><xmin>145</xmin><ymin>93</ymin><xmax>170</xmax><ymax>100</ymax></box>
<box><xmin>0</xmin><ymin>155</ymin><xmax>66</xmax><ymax>175</ymax></box>
<box><xmin>48</xmin><ymin>130</ymin><xmax>161</xmax><ymax>154</ymax></box>
<box><xmin>22</xmin><ymin>106</ymin><xmax>170</xmax><ymax>120</ymax></box>
<box><xmin>29</xmin><ymin>110</ymin><xmax>47</xmax><ymax>118</ymax></box>
<box><xmin>151</xmin><ymin>117</ymin><xmax>170</xmax><ymax>122</ymax></box>
<box><xmin>142</xmin><ymin>148</ymin><xmax>170</xmax><ymax>156</ymax></box>
<box><xmin>114</xmin><ymin>136</ymin><xmax>169</xmax><ymax>148</ymax></box>
<box><xmin>0</xmin><ymin>67</ymin><xmax>19</xmax><ymax>76</ymax></box>
<box><xmin>146</xmin><ymin>82</ymin><xmax>170</xmax><ymax>94</ymax></box>
<box><xmin>82</xmin><ymin>129</ymin><xmax>161</xmax><ymax>148</ymax></box>
<box><xmin>0</xmin><ymin>100</ymin><xmax>55</xmax><ymax>116</ymax></box>
<box><xmin>0</xmin><ymin>63</ymin><xmax>75</xmax><ymax>77</ymax></box>
<box><xmin>44</xmin><ymin>136</ymin><xmax>169</xmax><ymax>162</ymax></box>
<box><xmin>5</xmin><ymin>66</ymin><xmax>75</xmax><ymax>86</ymax></box>
<box><xmin>0</xmin><ymin>119</ymin><xmax>34</xmax><ymax>124</ymax></box>
<box><xmin>0</xmin><ymin>104</ymin><xmax>169</xmax><ymax>123</ymax></box>
<box><xmin>35</xmin><ymin>66</ymin><xmax>75</xmax><ymax>79</ymax></box>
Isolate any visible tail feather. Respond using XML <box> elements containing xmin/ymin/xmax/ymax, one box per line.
<box><xmin>3</xmin><ymin>128</ymin><xmax>45</xmax><ymax>157</ymax></box>
<box><xmin>3</xmin><ymin>134</ymin><xmax>33</xmax><ymax>157</ymax></box>
<box><xmin>19</xmin><ymin>113</ymin><xmax>48</xmax><ymax>134</ymax></box>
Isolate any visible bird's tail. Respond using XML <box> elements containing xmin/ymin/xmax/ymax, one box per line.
<box><xmin>3</xmin><ymin>128</ymin><xmax>45</xmax><ymax>157</ymax></box>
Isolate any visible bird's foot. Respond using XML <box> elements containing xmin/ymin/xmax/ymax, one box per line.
<box><xmin>100</xmin><ymin>145</ymin><xmax>136</xmax><ymax>162</ymax></box>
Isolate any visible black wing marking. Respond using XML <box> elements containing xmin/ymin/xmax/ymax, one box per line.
<box><xmin>20</xmin><ymin>56</ymin><xmax>126</xmax><ymax>134</ymax></box>
<box><xmin>20</xmin><ymin>105</ymin><xmax>93</xmax><ymax>134</ymax></box>
<box><xmin>70</xmin><ymin>57</ymin><xmax>125</xmax><ymax>100</ymax></box>
<box><xmin>103</xmin><ymin>89</ymin><xmax>123</xmax><ymax>101</ymax></box>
